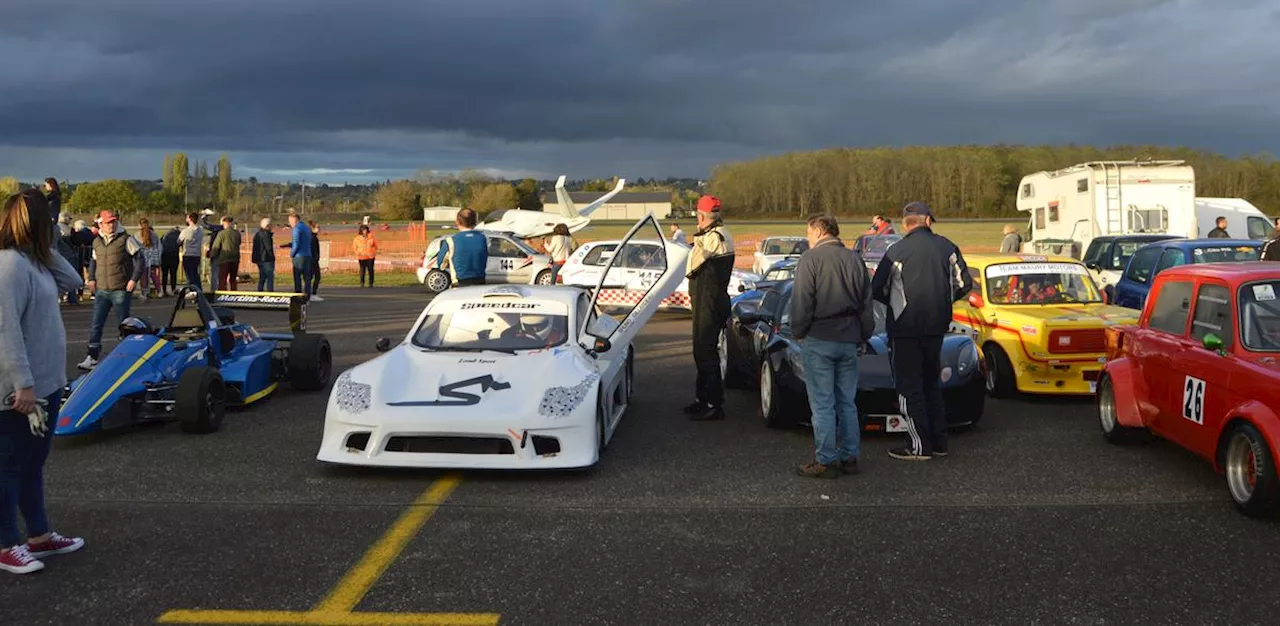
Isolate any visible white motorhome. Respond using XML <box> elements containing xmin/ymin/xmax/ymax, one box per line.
<box><xmin>1194</xmin><ymin>197</ymin><xmax>1273</xmax><ymax>240</ymax></box>
<box><xmin>1016</xmin><ymin>160</ymin><xmax>1196</xmax><ymax>258</ymax></box>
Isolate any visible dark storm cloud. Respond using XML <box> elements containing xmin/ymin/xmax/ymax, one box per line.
<box><xmin>0</xmin><ymin>0</ymin><xmax>1276</xmax><ymax>182</ymax></box>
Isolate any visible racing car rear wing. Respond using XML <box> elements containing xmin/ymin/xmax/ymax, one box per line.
<box><xmin>208</xmin><ymin>291</ymin><xmax>309</xmax><ymax>332</ymax></box>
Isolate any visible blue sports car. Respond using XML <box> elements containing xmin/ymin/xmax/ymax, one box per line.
<box><xmin>719</xmin><ymin>277</ymin><xmax>986</xmax><ymax>432</ymax></box>
<box><xmin>56</xmin><ymin>288</ymin><xmax>332</xmax><ymax>436</ymax></box>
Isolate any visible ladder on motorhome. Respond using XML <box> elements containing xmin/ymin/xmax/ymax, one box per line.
<box><xmin>1102</xmin><ymin>162</ymin><xmax>1123</xmax><ymax>234</ymax></box>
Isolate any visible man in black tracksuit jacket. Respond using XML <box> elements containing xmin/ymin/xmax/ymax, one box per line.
<box><xmin>684</xmin><ymin>195</ymin><xmax>736</xmax><ymax>421</ymax></box>
<box><xmin>871</xmin><ymin>201</ymin><xmax>972</xmax><ymax>460</ymax></box>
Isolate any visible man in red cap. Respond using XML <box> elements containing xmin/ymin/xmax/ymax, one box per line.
<box><xmin>684</xmin><ymin>195</ymin><xmax>736</xmax><ymax>420</ymax></box>
<box><xmin>78</xmin><ymin>210</ymin><xmax>146</xmax><ymax>370</ymax></box>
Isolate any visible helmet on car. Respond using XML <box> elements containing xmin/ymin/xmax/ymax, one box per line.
<box><xmin>521</xmin><ymin>315</ymin><xmax>552</xmax><ymax>337</ymax></box>
<box><xmin>118</xmin><ymin>317</ymin><xmax>155</xmax><ymax>338</ymax></box>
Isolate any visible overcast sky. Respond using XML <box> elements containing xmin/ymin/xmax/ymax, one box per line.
<box><xmin>1</xmin><ymin>0</ymin><xmax>1276</xmax><ymax>184</ymax></box>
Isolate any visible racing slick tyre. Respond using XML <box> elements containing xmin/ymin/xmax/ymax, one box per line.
<box><xmin>719</xmin><ymin>329</ymin><xmax>748</xmax><ymax>390</ymax></box>
<box><xmin>424</xmin><ymin>269</ymin><xmax>451</xmax><ymax>294</ymax></box>
<box><xmin>289</xmin><ymin>332</ymin><xmax>333</xmax><ymax>391</ymax></box>
<box><xmin>177</xmin><ymin>366</ymin><xmax>226</xmax><ymax>434</ymax></box>
<box><xmin>1097</xmin><ymin>375</ymin><xmax>1152</xmax><ymax>445</ymax></box>
<box><xmin>535</xmin><ymin>269</ymin><xmax>554</xmax><ymax>286</ymax></box>
<box><xmin>983</xmin><ymin>343</ymin><xmax>1017</xmax><ymax>399</ymax></box>
<box><xmin>759</xmin><ymin>359</ymin><xmax>796</xmax><ymax>430</ymax></box>
<box><xmin>1222</xmin><ymin>423</ymin><xmax>1280</xmax><ymax>518</ymax></box>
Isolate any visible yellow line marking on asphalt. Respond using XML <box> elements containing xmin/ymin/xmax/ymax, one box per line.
<box><xmin>312</xmin><ymin>474</ymin><xmax>463</xmax><ymax>613</ymax></box>
<box><xmin>157</xmin><ymin>473</ymin><xmax>498</xmax><ymax>625</ymax></box>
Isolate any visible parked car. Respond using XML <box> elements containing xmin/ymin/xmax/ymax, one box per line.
<box><xmin>559</xmin><ymin>239</ymin><xmax>761</xmax><ymax>311</ymax></box>
<box><xmin>1098</xmin><ymin>262</ymin><xmax>1280</xmax><ymax>517</ymax></box>
<box><xmin>1080</xmin><ymin>234</ymin><xmax>1185</xmax><ymax>300</ymax></box>
<box><xmin>950</xmin><ymin>254</ymin><xmax>1140</xmax><ymax>397</ymax></box>
<box><xmin>851</xmin><ymin>234</ymin><xmax>902</xmax><ymax>271</ymax></box>
<box><xmin>416</xmin><ymin>230</ymin><xmax>556</xmax><ymax>293</ymax></box>
<box><xmin>751</xmin><ymin>236</ymin><xmax>808</xmax><ymax>274</ymax></box>
<box><xmin>721</xmin><ymin>279</ymin><xmax>985</xmax><ymax>431</ymax></box>
<box><xmin>1112</xmin><ymin>239</ymin><xmax>1263</xmax><ymax>310</ymax></box>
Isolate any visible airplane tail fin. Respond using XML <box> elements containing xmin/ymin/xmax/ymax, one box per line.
<box><xmin>552</xmin><ymin>176</ymin><xmax>577</xmax><ymax>219</ymax></box>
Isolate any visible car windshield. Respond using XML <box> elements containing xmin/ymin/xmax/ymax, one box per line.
<box><xmin>411</xmin><ymin>299</ymin><xmax>570</xmax><ymax>352</ymax></box>
<box><xmin>1240</xmin><ymin>280</ymin><xmax>1280</xmax><ymax>351</ymax></box>
<box><xmin>985</xmin><ymin>262</ymin><xmax>1102</xmax><ymax>305</ymax></box>
<box><xmin>1190</xmin><ymin>245</ymin><xmax>1260</xmax><ymax>263</ymax></box>
<box><xmin>862</xmin><ymin>235</ymin><xmax>901</xmax><ymax>257</ymax></box>
<box><xmin>763</xmin><ymin>239</ymin><xmax>807</xmax><ymax>256</ymax></box>
<box><xmin>765</xmin><ymin>266</ymin><xmax>795</xmax><ymax>281</ymax></box>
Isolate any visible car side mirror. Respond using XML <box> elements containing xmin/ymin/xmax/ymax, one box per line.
<box><xmin>592</xmin><ymin>336</ymin><xmax>612</xmax><ymax>353</ymax></box>
<box><xmin>1201</xmin><ymin>333</ymin><xmax>1225</xmax><ymax>354</ymax></box>
<box><xmin>734</xmin><ymin>301</ymin><xmax>764</xmax><ymax>325</ymax></box>
<box><xmin>1086</xmin><ymin>262</ymin><xmax>1100</xmax><ymax>271</ymax></box>
<box><xmin>967</xmin><ymin>292</ymin><xmax>985</xmax><ymax>309</ymax></box>
<box><xmin>375</xmin><ymin>337</ymin><xmax>392</xmax><ymax>352</ymax></box>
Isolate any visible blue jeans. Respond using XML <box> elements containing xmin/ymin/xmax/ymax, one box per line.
<box><xmin>292</xmin><ymin>256</ymin><xmax>313</xmax><ymax>297</ymax></box>
<box><xmin>801</xmin><ymin>337</ymin><xmax>862</xmax><ymax>465</ymax></box>
<box><xmin>182</xmin><ymin>256</ymin><xmax>202</xmax><ymax>289</ymax></box>
<box><xmin>0</xmin><ymin>393</ymin><xmax>61</xmax><ymax>547</ymax></box>
<box><xmin>257</xmin><ymin>262</ymin><xmax>275</xmax><ymax>292</ymax></box>
<box><xmin>88</xmin><ymin>290</ymin><xmax>132</xmax><ymax>359</ymax></box>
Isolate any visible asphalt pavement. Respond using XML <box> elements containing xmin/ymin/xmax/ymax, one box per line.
<box><xmin>8</xmin><ymin>287</ymin><xmax>1280</xmax><ymax>625</ymax></box>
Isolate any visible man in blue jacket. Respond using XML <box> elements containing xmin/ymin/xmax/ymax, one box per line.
<box><xmin>871</xmin><ymin>201</ymin><xmax>972</xmax><ymax>461</ymax></box>
<box><xmin>435</xmin><ymin>208</ymin><xmax>488</xmax><ymax>287</ymax></box>
<box><xmin>278</xmin><ymin>210</ymin><xmax>315</xmax><ymax>299</ymax></box>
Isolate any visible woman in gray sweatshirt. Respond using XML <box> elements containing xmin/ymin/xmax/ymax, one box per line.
<box><xmin>0</xmin><ymin>189</ymin><xmax>86</xmax><ymax>575</ymax></box>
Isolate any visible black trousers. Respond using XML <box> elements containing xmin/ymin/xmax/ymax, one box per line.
<box><xmin>359</xmin><ymin>259</ymin><xmax>375</xmax><ymax>286</ymax></box>
<box><xmin>890</xmin><ymin>335</ymin><xmax>946</xmax><ymax>455</ymax></box>
<box><xmin>161</xmin><ymin>254</ymin><xmax>179</xmax><ymax>291</ymax></box>
<box><xmin>310</xmin><ymin>262</ymin><xmax>322</xmax><ymax>294</ymax></box>
<box><xmin>691</xmin><ymin>303</ymin><xmax>727</xmax><ymax>408</ymax></box>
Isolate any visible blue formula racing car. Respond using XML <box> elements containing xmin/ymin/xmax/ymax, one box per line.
<box><xmin>719</xmin><ymin>277</ymin><xmax>986</xmax><ymax>432</ymax></box>
<box><xmin>56</xmin><ymin>288</ymin><xmax>333</xmax><ymax>436</ymax></box>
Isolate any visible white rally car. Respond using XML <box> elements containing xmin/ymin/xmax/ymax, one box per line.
<box><xmin>318</xmin><ymin>216</ymin><xmax>689</xmax><ymax>469</ymax></box>
<box><xmin>416</xmin><ymin>230</ymin><xmax>556</xmax><ymax>293</ymax></box>
<box><xmin>558</xmin><ymin>239</ymin><xmax>762</xmax><ymax>310</ymax></box>
<box><xmin>751</xmin><ymin>236</ymin><xmax>809</xmax><ymax>274</ymax></box>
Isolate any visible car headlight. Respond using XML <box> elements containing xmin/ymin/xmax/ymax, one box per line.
<box><xmin>334</xmin><ymin>370</ymin><xmax>371</xmax><ymax>415</ymax></box>
<box><xmin>956</xmin><ymin>343</ymin><xmax>979</xmax><ymax>376</ymax></box>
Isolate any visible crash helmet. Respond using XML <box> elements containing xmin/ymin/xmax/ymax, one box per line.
<box><xmin>521</xmin><ymin>314</ymin><xmax>554</xmax><ymax>338</ymax></box>
<box><xmin>118</xmin><ymin>316</ymin><xmax>155</xmax><ymax>338</ymax></box>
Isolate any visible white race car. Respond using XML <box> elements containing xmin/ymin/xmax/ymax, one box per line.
<box><xmin>318</xmin><ymin>216</ymin><xmax>689</xmax><ymax>470</ymax></box>
<box><xmin>558</xmin><ymin>239</ymin><xmax>762</xmax><ymax>310</ymax></box>
<box><xmin>415</xmin><ymin>230</ymin><xmax>556</xmax><ymax>293</ymax></box>
<box><xmin>751</xmin><ymin>236</ymin><xmax>809</xmax><ymax>274</ymax></box>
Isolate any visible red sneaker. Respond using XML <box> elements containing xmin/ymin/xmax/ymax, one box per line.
<box><xmin>0</xmin><ymin>545</ymin><xmax>45</xmax><ymax>574</ymax></box>
<box><xmin>27</xmin><ymin>533</ymin><xmax>85</xmax><ymax>558</ymax></box>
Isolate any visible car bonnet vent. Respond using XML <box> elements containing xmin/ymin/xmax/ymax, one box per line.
<box><xmin>484</xmin><ymin>285</ymin><xmax>528</xmax><ymax>298</ymax></box>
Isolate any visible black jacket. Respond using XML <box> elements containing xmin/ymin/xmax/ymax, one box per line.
<box><xmin>1263</xmin><ymin>237</ymin><xmax>1280</xmax><ymax>261</ymax></box>
<box><xmin>687</xmin><ymin>224</ymin><xmax>735</xmax><ymax>332</ymax></box>
<box><xmin>1207</xmin><ymin>227</ymin><xmax>1230</xmax><ymax>238</ymax></box>
<box><xmin>871</xmin><ymin>226</ymin><xmax>972</xmax><ymax>338</ymax></box>
<box><xmin>253</xmin><ymin>228</ymin><xmax>276</xmax><ymax>264</ymax></box>
<box><xmin>790</xmin><ymin>237</ymin><xmax>874</xmax><ymax>343</ymax></box>
<box><xmin>161</xmin><ymin>228</ymin><xmax>181</xmax><ymax>257</ymax></box>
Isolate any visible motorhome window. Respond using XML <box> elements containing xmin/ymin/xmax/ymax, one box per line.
<box><xmin>1077</xmin><ymin>178</ymin><xmax>1089</xmax><ymax>193</ymax></box>
<box><xmin>1239</xmin><ymin>280</ymin><xmax>1280</xmax><ymax>351</ymax></box>
<box><xmin>1127</xmin><ymin>208</ymin><xmax>1167</xmax><ymax>232</ymax></box>
<box><xmin>1048</xmin><ymin>205</ymin><xmax>1059</xmax><ymax>223</ymax></box>
<box><xmin>1022</xmin><ymin>184</ymin><xmax>1033</xmax><ymax>198</ymax></box>
<box><xmin>1123</xmin><ymin>247</ymin><xmax>1163</xmax><ymax>284</ymax></box>
<box><xmin>1190</xmin><ymin>284</ymin><xmax>1233</xmax><ymax>348</ymax></box>
<box><xmin>1148</xmin><ymin>280</ymin><xmax>1193</xmax><ymax>335</ymax></box>
<box><xmin>1191</xmin><ymin>246</ymin><xmax>1261</xmax><ymax>263</ymax></box>
<box><xmin>1247</xmin><ymin>216</ymin><xmax>1271</xmax><ymax>240</ymax></box>
<box><xmin>1035</xmin><ymin>208</ymin><xmax>1045</xmax><ymax>229</ymax></box>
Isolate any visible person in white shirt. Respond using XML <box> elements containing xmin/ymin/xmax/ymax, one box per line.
<box><xmin>670</xmin><ymin>224</ymin><xmax>687</xmax><ymax>245</ymax></box>
<box><xmin>545</xmin><ymin>223</ymin><xmax>572</xmax><ymax>281</ymax></box>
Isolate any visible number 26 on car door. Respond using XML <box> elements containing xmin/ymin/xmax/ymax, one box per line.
<box><xmin>1182</xmin><ymin>376</ymin><xmax>1206</xmax><ymax>425</ymax></box>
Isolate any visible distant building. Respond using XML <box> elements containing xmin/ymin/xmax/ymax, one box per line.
<box><xmin>541</xmin><ymin>191</ymin><xmax>673</xmax><ymax>220</ymax></box>
<box><xmin>422</xmin><ymin>206</ymin><xmax>463</xmax><ymax>221</ymax></box>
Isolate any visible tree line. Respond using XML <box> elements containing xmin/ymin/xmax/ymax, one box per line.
<box><xmin>706</xmin><ymin>145</ymin><xmax>1280</xmax><ymax>218</ymax></box>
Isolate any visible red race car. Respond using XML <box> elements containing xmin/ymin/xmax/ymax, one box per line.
<box><xmin>1097</xmin><ymin>262</ymin><xmax>1280</xmax><ymax>517</ymax></box>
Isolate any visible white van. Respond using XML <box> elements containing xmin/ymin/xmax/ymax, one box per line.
<box><xmin>1194</xmin><ymin>198</ymin><xmax>1273</xmax><ymax>240</ymax></box>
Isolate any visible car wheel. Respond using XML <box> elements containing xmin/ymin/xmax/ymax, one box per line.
<box><xmin>1097</xmin><ymin>374</ymin><xmax>1151</xmax><ymax>445</ymax></box>
<box><xmin>719</xmin><ymin>329</ymin><xmax>747</xmax><ymax>390</ymax></box>
<box><xmin>759</xmin><ymin>359</ymin><xmax>795</xmax><ymax>429</ymax></box>
<box><xmin>983</xmin><ymin>343</ymin><xmax>1017</xmax><ymax>398</ymax></box>
<box><xmin>425</xmin><ymin>269</ymin><xmax>451</xmax><ymax>293</ymax></box>
<box><xmin>1223</xmin><ymin>423</ymin><xmax>1280</xmax><ymax>517</ymax></box>
<box><xmin>288</xmin><ymin>332</ymin><xmax>333</xmax><ymax>391</ymax></box>
<box><xmin>177</xmin><ymin>366</ymin><xmax>225</xmax><ymax>434</ymax></box>
<box><xmin>535</xmin><ymin>269</ymin><xmax>554</xmax><ymax>286</ymax></box>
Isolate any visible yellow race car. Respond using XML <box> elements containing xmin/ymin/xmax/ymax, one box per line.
<box><xmin>950</xmin><ymin>254</ymin><xmax>1139</xmax><ymax>397</ymax></box>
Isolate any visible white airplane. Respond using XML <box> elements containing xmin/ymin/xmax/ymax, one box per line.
<box><xmin>474</xmin><ymin>175</ymin><xmax>626</xmax><ymax>239</ymax></box>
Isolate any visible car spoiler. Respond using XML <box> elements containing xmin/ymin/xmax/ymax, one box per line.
<box><xmin>208</xmin><ymin>290</ymin><xmax>309</xmax><ymax>332</ymax></box>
